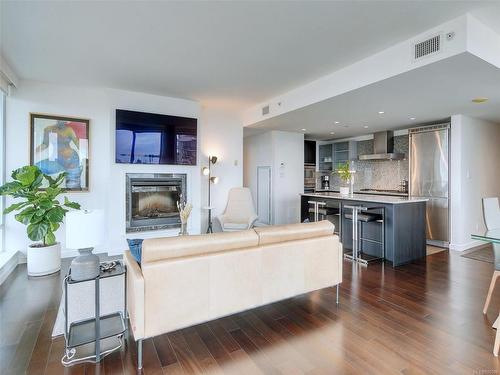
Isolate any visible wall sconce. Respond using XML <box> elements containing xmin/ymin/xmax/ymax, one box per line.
<box><xmin>203</xmin><ymin>155</ymin><xmax>219</xmax><ymax>233</ymax></box>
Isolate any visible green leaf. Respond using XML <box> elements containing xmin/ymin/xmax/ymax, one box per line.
<box><xmin>30</xmin><ymin>173</ymin><xmax>44</xmax><ymax>190</ymax></box>
<box><xmin>35</xmin><ymin>208</ymin><xmax>46</xmax><ymax>217</ymax></box>
<box><xmin>3</xmin><ymin>201</ymin><xmax>30</xmax><ymax>214</ymax></box>
<box><xmin>49</xmin><ymin>222</ymin><xmax>60</xmax><ymax>232</ymax></box>
<box><xmin>0</xmin><ymin>181</ymin><xmax>23</xmax><ymax>196</ymax></box>
<box><xmin>37</xmin><ymin>199</ymin><xmax>53</xmax><ymax>209</ymax></box>
<box><xmin>44</xmin><ymin>231</ymin><xmax>56</xmax><ymax>246</ymax></box>
<box><xmin>45</xmin><ymin>187</ymin><xmax>62</xmax><ymax>199</ymax></box>
<box><xmin>45</xmin><ymin>206</ymin><xmax>65</xmax><ymax>224</ymax></box>
<box><xmin>63</xmin><ymin>196</ymin><xmax>81</xmax><ymax>210</ymax></box>
<box><xmin>14</xmin><ymin>207</ymin><xmax>37</xmax><ymax>225</ymax></box>
<box><xmin>12</xmin><ymin>166</ymin><xmax>40</xmax><ymax>186</ymax></box>
<box><xmin>27</xmin><ymin>222</ymin><xmax>49</xmax><ymax>241</ymax></box>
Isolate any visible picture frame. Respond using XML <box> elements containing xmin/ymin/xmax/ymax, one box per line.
<box><xmin>30</xmin><ymin>113</ymin><xmax>90</xmax><ymax>191</ymax></box>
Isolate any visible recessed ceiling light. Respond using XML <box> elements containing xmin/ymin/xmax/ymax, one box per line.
<box><xmin>363</xmin><ymin>125</ymin><xmax>369</xmax><ymax>129</ymax></box>
<box><xmin>472</xmin><ymin>97</ymin><xmax>488</xmax><ymax>103</ymax></box>
<box><xmin>410</xmin><ymin>117</ymin><xmax>416</xmax><ymax>120</ymax></box>
<box><xmin>378</xmin><ymin>111</ymin><xmax>385</xmax><ymax>114</ymax></box>
<box><xmin>334</xmin><ymin>121</ymin><xmax>339</xmax><ymax>124</ymax></box>
<box><xmin>330</xmin><ymin>131</ymin><xmax>335</xmax><ymax>135</ymax></box>
<box><xmin>301</xmin><ymin>128</ymin><xmax>307</xmax><ymax>131</ymax></box>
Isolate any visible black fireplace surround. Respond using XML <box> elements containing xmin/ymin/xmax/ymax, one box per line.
<box><xmin>126</xmin><ymin>173</ymin><xmax>187</xmax><ymax>233</ymax></box>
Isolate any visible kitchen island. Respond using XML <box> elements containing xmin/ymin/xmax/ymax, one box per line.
<box><xmin>301</xmin><ymin>192</ymin><xmax>428</xmax><ymax>266</ymax></box>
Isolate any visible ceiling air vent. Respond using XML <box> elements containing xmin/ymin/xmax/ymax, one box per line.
<box><xmin>414</xmin><ymin>34</ymin><xmax>441</xmax><ymax>60</ymax></box>
<box><xmin>262</xmin><ymin>105</ymin><xmax>270</xmax><ymax>116</ymax></box>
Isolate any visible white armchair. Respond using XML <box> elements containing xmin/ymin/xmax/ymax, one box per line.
<box><xmin>215</xmin><ymin>187</ymin><xmax>258</xmax><ymax>232</ymax></box>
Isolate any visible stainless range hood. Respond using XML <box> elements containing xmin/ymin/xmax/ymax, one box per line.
<box><xmin>358</xmin><ymin>131</ymin><xmax>405</xmax><ymax>161</ymax></box>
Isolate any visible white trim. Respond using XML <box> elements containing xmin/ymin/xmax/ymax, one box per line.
<box><xmin>0</xmin><ymin>251</ymin><xmax>19</xmax><ymax>285</ymax></box>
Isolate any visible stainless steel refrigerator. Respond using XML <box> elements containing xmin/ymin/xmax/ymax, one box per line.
<box><xmin>409</xmin><ymin>123</ymin><xmax>450</xmax><ymax>248</ymax></box>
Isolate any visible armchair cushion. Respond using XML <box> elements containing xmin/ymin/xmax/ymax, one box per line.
<box><xmin>217</xmin><ymin>187</ymin><xmax>258</xmax><ymax>231</ymax></box>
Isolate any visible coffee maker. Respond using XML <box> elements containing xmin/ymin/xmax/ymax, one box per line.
<box><xmin>321</xmin><ymin>175</ymin><xmax>330</xmax><ymax>190</ymax></box>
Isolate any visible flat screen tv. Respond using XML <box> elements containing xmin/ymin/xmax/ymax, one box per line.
<box><xmin>115</xmin><ymin>109</ymin><xmax>197</xmax><ymax>165</ymax></box>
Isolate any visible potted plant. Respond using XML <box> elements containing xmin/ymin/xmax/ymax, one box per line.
<box><xmin>0</xmin><ymin>166</ymin><xmax>81</xmax><ymax>276</ymax></box>
<box><xmin>335</xmin><ymin>161</ymin><xmax>353</xmax><ymax>195</ymax></box>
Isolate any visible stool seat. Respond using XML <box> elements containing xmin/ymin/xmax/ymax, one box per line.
<box><xmin>345</xmin><ymin>212</ymin><xmax>382</xmax><ymax>222</ymax></box>
<box><xmin>309</xmin><ymin>208</ymin><xmax>337</xmax><ymax>216</ymax></box>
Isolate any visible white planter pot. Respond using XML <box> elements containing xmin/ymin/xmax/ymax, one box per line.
<box><xmin>27</xmin><ymin>242</ymin><xmax>61</xmax><ymax>277</ymax></box>
<box><xmin>339</xmin><ymin>186</ymin><xmax>350</xmax><ymax>196</ymax></box>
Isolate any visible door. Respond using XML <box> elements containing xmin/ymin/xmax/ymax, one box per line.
<box><xmin>257</xmin><ymin>166</ymin><xmax>272</xmax><ymax>225</ymax></box>
<box><xmin>425</xmin><ymin>197</ymin><xmax>449</xmax><ymax>242</ymax></box>
<box><xmin>410</xmin><ymin>127</ymin><xmax>449</xmax><ymax>243</ymax></box>
<box><xmin>410</xmin><ymin>129</ymin><xmax>448</xmax><ymax>199</ymax></box>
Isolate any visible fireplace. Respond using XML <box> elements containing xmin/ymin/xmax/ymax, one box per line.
<box><xmin>126</xmin><ymin>173</ymin><xmax>187</xmax><ymax>233</ymax></box>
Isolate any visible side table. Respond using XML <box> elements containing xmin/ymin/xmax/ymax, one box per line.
<box><xmin>62</xmin><ymin>261</ymin><xmax>127</xmax><ymax>366</ymax></box>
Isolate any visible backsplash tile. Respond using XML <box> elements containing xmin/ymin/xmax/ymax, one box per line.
<box><xmin>318</xmin><ymin>135</ymin><xmax>409</xmax><ymax>191</ymax></box>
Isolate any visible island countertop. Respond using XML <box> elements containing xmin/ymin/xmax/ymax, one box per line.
<box><xmin>300</xmin><ymin>192</ymin><xmax>428</xmax><ymax>205</ymax></box>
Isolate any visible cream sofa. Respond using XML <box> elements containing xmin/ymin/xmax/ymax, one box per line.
<box><xmin>124</xmin><ymin>220</ymin><xmax>342</xmax><ymax>369</ymax></box>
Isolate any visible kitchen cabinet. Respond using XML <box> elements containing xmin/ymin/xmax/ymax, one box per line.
<box><xmin>301</xmin><ymin>192</ymin><xmax>427</xmax><ymax>267</ymax></box>
<box><xmin>333</xmin><ymin>141</ymin><xmax>357</xmax><ymax>169</ymax></box>
<box><xmin>304</xmin><ymin>140</ymin><xmax>316</xmax><ymax>165</ymax></box>
<box><xmin>318</xmin><ymin>144</ymin><xmax>333</xmax><ymax>171</ymax></box>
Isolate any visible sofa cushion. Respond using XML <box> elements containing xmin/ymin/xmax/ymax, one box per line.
<box><xmin>254</xmin><ymin>220</ymin><xmax>334</xmax><ymax>246</ymax></box>
<box><xmin>141</xmin><ymin>229</ymin><xmax>259</xmax><ymax>264</ymax></box>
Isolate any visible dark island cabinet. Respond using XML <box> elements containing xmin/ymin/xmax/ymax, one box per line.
<box><xmin>301</xmin><ymin>194</ymin><xmax>427</xmax><ymax>267</ymax></box>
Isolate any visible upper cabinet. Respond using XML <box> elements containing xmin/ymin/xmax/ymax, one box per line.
<box><xmin>333</xmin><ymin>141</ymin><xmax>357</xmax><ymax>169</ymax></box>
<box><xmin>319</xmin><ymin>141</ymin><xmax>357</xmax><ymax>171</ymax></box>
<box><xmin>304</xmin><ymin>140</ymin><xmax>316</xmax><ymax>164</ymax></box>
<box><xmin>318</xmin><ymin>144</ymin><xmax>333</xmax><ymax>171</ymax></box>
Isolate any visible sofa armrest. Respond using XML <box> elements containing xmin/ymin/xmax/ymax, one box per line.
<box><xmin>124</xmin><ymin>250</ymin><xmax>145</xmax><ymax>340</ymax></box>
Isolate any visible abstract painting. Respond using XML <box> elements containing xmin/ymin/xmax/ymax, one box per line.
<box><xmin>30</xmin><ymin>113</ymin><xmax>89</xmax><ymax>191</ymax></box>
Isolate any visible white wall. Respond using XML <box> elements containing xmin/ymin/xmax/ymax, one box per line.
<box><xmin>271</xmin><ymin>131</ymin><xmax>304</xmax><ymax>224</ymax></box>
<box><xmin>199</xmin><ymin>106</ymin><xmax>244</xmax><ymax>232</ymax></box>
<box><xmin>244</xmin><ymin>130</ymin><xmax>303</xmax><ymax>225</ymax></box>
<box><xmin>6</xmin><ymin>80</ymin><xmax>243</xmax><ymax>256</ymax></box>
<box><xmin>450</xmin><ymin>114</ymin><xmax>500</xmax><ymax>251</ymax></box>
<box><xmin>243</xmin><ymin>132</ymin><xmax>273</xmax><ymax>222</ymax></box>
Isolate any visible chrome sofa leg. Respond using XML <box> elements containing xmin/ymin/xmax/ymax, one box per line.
<box><xmin>137</xmin><ymin>339</ymin><xmax>143</xmax><ymax>369</ymax></box>
<box><xmin>336</xmin><ymin>284</ymin><xmax>339</xmax><ymax>305</ymax></box>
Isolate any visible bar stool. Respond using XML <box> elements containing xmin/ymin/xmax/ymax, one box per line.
<box><xmin>308</xmin><ymin>201</ymin><xmax>326</xmax><ymax>222</ymax></box>
<box><xmin>344</xmin><ymin>205</ymin><xmax>385</xmax><ymax>265</ymax></box>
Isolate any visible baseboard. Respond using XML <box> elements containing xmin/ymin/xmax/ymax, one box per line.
<box><xmin>0</xmin><ymin>251</ymin><xmax>20</xmax><ymax>285</ymax></box>
<box><xmin>449</xmin><ymin>240</ymin><xmax>484</xmax><ymax>252</ymax></box>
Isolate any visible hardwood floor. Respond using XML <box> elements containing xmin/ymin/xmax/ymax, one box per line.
<box><xmin>2</xmin><ymin>250</ymin><xmax>500</xmax><ymax>374</ymax></box>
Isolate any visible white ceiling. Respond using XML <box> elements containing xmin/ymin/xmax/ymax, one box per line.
<box><xmin>244</xmin><ymin>52</ymin><xmax>500</xmax><ymax>140</ymax></box>
<box><xmin>1</xmin><ymin>1</ymin><xmax>498</xmax><ymax>109</ymax></box>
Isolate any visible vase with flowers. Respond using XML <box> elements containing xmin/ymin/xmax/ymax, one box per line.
<box><xmin>177</xmin><ymin>199</ymin><xmax>193</xmax><ymax>236</ymax></box>
<box><xmin>334</xmin><ymin>161</ymin><xmax>354</xmax><ymax>196</ymax></box>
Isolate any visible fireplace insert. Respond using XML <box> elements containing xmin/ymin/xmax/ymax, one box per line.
<box><xmin>126</xmin><ymin>173</ymin><xmax>187</xmax><ymax>232</ymax></box>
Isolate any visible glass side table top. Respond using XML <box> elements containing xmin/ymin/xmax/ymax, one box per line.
<box><xmin>471</xmin><ymin>229</ymin><xmax>500</xmax><ymax>244</ymax></box>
